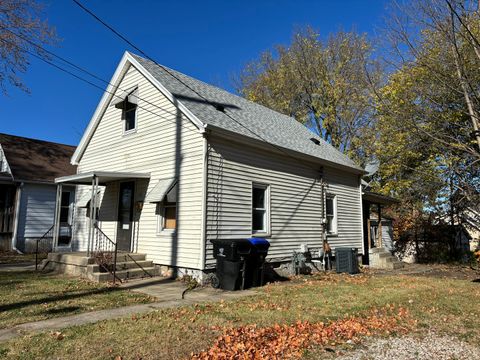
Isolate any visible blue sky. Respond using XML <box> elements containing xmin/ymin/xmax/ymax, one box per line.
<box><xmin>0</xmin><ymin>0</ymin><xmax>389</xmax><ymax>145</ymax></box>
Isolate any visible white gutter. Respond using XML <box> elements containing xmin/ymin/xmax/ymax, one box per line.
<box><xmin>11</xmin><ymin>182</ymin><xmax>23</xmax><ymax>253</ymax></box>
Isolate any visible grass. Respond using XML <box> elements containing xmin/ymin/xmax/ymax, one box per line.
<box><xmin>0</xmin><ymin>270</ymin><xmax>155</xmax><ymax>329</ymax></box>
<box><xmin>1</xmin><ymin>271</ymin><xmax>479</xmax><ymax>359</ymax></box>
<box><xmin>0</xmin><ymin>252</ymin><xmax>38</xmax><ymax>264</ymax></box>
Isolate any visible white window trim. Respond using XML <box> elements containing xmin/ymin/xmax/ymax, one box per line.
<box><xmin>122</xmin><ymin>103</ymin><xmax>138</xmax><ymax>136</ymax></box>
<box><xmin>156</xmin><ymin>202</ymin><xmax>177</xmax><ymax>235</ymax></box>
<box><xmin>251</xmin><ymin>183</ymin><xmax>271</xmax><ymax>237</ymax></box>
<box><xmin>326</xmin><ymin>193</ymin><xmax>338</xmax><ymax>236</ymax></box>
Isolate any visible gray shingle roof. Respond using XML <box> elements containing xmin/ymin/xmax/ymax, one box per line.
<box><xmin>131</xmin><ymin>53</ymin><xmax>363</xmax><ymax>173</ymax></box>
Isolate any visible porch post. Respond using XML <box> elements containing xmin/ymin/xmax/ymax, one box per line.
<box><xmin>377</xmin><ymin>204</ymin><xmax>382</xmax><ymax>248</ymax></box>
<box><xmin>52</xmin><ymin>184</ymin><xmax>62</xmax><ymax>252</ymax></box>
<box><xmin>87</xmin><ymin>176</ymin><xmax>95</xmax><ymax>256</ymax></box>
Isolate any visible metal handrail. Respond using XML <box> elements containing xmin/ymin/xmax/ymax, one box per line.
<box><xmin>35</xmin><ymin>225</ymin><xmax>55</xmax><ymax>270</ymax></box>
<box><xmin>126</xmin><ymin>253</ymin><xmax>153</xmax><ymax>278</ymax></box>
<box><xmin>93</xmin><ymin>223</ymin><xmax>121</xmax><ymax>284</ymax></box>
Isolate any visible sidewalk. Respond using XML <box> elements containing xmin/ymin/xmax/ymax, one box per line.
<box><xmin>0</xmin><ymin>279</ymin><xmax>257</xmax><ymax>342</ymax></box>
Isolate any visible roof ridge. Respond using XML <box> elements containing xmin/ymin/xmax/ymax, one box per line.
<box><xmin>129</xmin><ymin>53</ymin><xmax>363</xmax><ymax>172</ymax></box>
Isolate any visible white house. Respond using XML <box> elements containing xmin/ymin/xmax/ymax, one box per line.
<box><xmin>52</xmin><ymin>52</ymin><xmax>365</xmax><ymax>280</ymax></box>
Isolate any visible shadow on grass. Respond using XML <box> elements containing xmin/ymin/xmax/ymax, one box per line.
<box><xmin>45</xmin><ymin>306</ymin><xmax>81</xmax><ymax>315</ymax></box>
<box><xmin>0</xmin><ymin>270</ymin><xmax>126</xmax><ymax>313</ymax></box>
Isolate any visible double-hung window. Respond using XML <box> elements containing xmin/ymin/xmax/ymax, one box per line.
<box><xmin>325</xmin><ymin>194</ymin><xmax>337</xmax><ymax>235</ymax></box>
<box><xmin>123</xmin><ymin>101</ymin><xmax>137</xmax><ymax>133</ymax></box>
<box><xmin>252</xmin><ymin>183</ymin><xmax>270</xmax><ymax>235</ymax></box>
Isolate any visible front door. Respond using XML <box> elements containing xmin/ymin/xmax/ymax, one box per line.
<box><xmin>117</xmin><ymin>182</ymin><xmax>135</xmax><ymax>251</ymax></box>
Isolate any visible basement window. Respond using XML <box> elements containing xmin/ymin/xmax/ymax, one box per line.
<box><xmin>252</xmin><ymin>183</ymin><xmax>270</xmax><ymax>235</ymax></box>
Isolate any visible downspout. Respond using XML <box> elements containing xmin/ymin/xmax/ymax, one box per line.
<box><xmin>11</xmin><ymin>182</ymin><xmax>24</xmax><ymax>253</ymax></box>
<box><xmin>199</xmin><ymin>132</ymin><xmax>209</xmax><ymax>272</ymax></box>
<box><xmin>358</xmin><ymin>176</ymin><xmax>366</xmax><ymax>260</ymax></box>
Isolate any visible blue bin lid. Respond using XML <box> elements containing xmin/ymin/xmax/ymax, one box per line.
<box><xmin>248</xmin><ymin>237</ymin><xmax>270</xmax><ymax>247</ymax></box>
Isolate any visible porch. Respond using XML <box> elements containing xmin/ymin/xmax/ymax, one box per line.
<box><xmin>362</xmin><ymin>191</ymin><xmax>403</xmax><ymax>269</ymax></box>
<box><xmin>49</xmin><ymin>171</ymin><xmax>154</xmax><ymax>282</ymax></box>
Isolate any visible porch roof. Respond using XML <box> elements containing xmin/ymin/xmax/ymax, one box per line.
<box><xmin>55</xmin><ymin>171</ymin><xmax>150</xmax><ymax>185</ymax></box>
<box><xmin>363</xmin><ymin>191</ymin><xmax>399</xmax><ymax>206</ymax></box>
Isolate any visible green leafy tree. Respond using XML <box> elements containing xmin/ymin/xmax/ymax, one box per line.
<box><xmin>237</xmin><ymin>27</ymin><xmax>382</xmax><ymax>163</ymax></box>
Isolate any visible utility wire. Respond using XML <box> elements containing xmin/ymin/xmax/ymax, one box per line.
<box><xmin>0</xmin><ymin>25</ymin><xmax>198</xmax><ymax>129</ymax></box>
<box><xmin>0</xmin><ymin>37</ymin><xmax>199</xmax><ymax>136</ymax></box>
<box><xmin>70</xmin><ymin>0</ymin><xmax>338</xmax><ymax>177</ymax></box>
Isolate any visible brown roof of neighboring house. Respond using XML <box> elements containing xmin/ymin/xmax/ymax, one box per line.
<box><xmin>0</xmin><ymin>133</ymin><xmax>77</xmax><ymax>183</ymax></box>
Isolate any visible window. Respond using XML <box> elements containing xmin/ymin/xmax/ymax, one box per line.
<box><xmin>156</xmin><ymin>182</ymin><xmax>178</xmax><ymax>232</ymax></box>
<box><xmin>252</xmin><ymin>183</ymin><xmax>270</xmax><ymax>234</ymax></box>
<box><xmin>122</xmin><ymin>101</ymin><xmax>137</xmax><ymax>133</ymax></box>
<box><xmin>60</xmin><ymin>191</ymin><xmax>71</xmax><ymax>224</ymax></box>
<box><xmin>325</xmin><ymin>194</ymin><xmax>337</xmax><ymax>234</ymax></box>
<box><xmin>156</xmin><ymin>201</ymin><xmax>177</xmax><ymax>231</ymax></box>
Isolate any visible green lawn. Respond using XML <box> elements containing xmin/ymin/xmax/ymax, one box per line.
<box><xmin>0</xmin><ymin>271</ymin><xmax>155</xmax><ymax>329</ymax></box>
<box><xmin>1</xmin><ymin>271</ymin><xmax>479</xmax><ymax>359</ymax></box>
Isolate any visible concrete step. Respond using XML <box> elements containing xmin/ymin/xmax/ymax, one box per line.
<box><xmin>114</xmin><ymin>253</ymin><xmax>147</xmax><ymax>262</ymax></box>
<box><xmin>87</xmin><ymin>260</ymin><xmax>154</xmax><ymax>273</ymax></box>
<box><xmin>90</xmin><ymin>266</ymin><xmax>157</xmax><ymax>282</ymax></box>
<box><xmin>47</xmin><ymin>252</ymin><xmax>95</xmax><ymax>266</ymax></box>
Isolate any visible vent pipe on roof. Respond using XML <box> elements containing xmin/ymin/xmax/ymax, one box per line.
<box><xmin>310</xmin><ymin>138</ymin><xmax>320</xmax><ymax>145</ymax></box>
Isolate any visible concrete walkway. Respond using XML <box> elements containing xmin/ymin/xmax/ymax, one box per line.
<box><xmin>0</xmin><ymin>278</ymin><xmax>257</xmax><ymax>343</ymax></box>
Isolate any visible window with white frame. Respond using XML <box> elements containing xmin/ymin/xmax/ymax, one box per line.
<box><xmin>325</xmin><ymin>194</ymin><xmax>337</xmax><ymax>234</ymax></box>
<box><xmin>155</xmin><ymin>182</ymin><xmax>178</xmax><ymax>232</ymax></box>
<box><xmin>122</xmin><ymin>100</ymin><xmax>137</xmax><ymax>133</ymax></box>
<box><xmin>252</xmin><ymin>183</ymin><xmax>270</xmax><ymax>234</ymax></box>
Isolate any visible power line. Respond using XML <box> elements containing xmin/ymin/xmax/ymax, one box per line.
<box><xmin>70</xmin><ymin>0</ymin><xmax>336</xmax><ymax>176</ymax></box>
<box><xmin>71</xmin><ymin>0</ymin><xmax>220</xmax><ymax>111</ymax></box>
<box><xmin>0</xmin><ymin>25</ymin><xmax>197</xmax><ymax>128</ymax></box>
<box><xmin>0</xmin><ymin>37</ymin><xmax>199</xmax><ymax>136</ymax></box>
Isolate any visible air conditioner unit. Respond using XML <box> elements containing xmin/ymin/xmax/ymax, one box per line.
<box><xmin>335</xmin><ymin>248</ymin><xmax>359</xmax><ymax>274</ymax></box>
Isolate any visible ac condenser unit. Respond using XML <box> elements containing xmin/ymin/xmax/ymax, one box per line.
<box><xmin>335</xmin><ymin>248</ymin><xmax>359</xmax><ymax>274</ymax></box>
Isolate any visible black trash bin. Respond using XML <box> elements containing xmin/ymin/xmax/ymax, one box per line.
<box><xmin>247</xmin><ymin>237</ymin><xmax>270</xmax><ymax>287</ymax></box>
<box><xmin>211</xmin><ymin>239</ymin><xmax>252</xmax><ymax>290</ymax></box>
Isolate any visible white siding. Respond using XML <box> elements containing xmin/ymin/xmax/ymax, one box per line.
<box><xmin>323</xmin><ymin>167</ymin><xmax>363</xmax><ymax>251</ymax></box>
<box><xmin>205</xmin><ymin>136</ymin><xmax>363</xmax><ymax>267</ymax></box>
<box><xmin>73</xmin><ymin>64</ymin><xmax>205</xmax><ymax>269</ymax></box>
<box><xmin>0</xmin><ymin>144</ymin><xmax>11</xmax><ymax>174</ymax></box>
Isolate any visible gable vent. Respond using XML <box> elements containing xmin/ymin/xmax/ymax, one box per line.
<box><xmin>310</xmin><ymin>137</ymin><xmax>320</xmax><ymax>145</ymax></box>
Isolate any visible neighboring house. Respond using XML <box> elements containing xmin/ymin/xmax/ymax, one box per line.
<box><xmin>0</xmin><ymin>133</ymin><xmax>76</xmax><ymax>252</ymax></box>
<box><xmin>53</xmin><ymin>52</ymin><xmax>365</xmax><ymax>279</ymax></box>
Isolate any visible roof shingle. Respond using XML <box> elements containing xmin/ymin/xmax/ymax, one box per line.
<box><xmin>131</xmin><ymin>53</ymin><xmax>363</xmax><ymax>173</ymax></box>
<box><xmin>0</xmin><ymin>133</ymin><xmax>77</xmax><ymax>183</ymax></box>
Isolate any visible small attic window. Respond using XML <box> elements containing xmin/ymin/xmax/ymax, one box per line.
<box><xmin>112</xmin><ymin>86</ymin><xmax>138</xmax><ymax>134</ymax></box>
<box><xmin>310</xmin><ymin>137</ymin><xmax>320</xmax><ymax>145</ymax></box>
<box><xmin>122</xmin><ymin>101</ymin><xmax>137</xmax><ymax>133</ymax></box>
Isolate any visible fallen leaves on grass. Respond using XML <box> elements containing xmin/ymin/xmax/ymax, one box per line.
<box><xmin>191</xmin><ymin>307</ymin><xmax>414</xmax><ymax>359</ymax></box>
<box><xmin>50</xmin><ymin>331</ymin><xmax>64</xmax><ymax>341</ymax></box>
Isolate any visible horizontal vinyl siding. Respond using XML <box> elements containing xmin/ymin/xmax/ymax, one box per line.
<box><xmin>323</xmin><ymin>167</ymin><xmax>363</xmax><ymax>252</ymax></box>
<box><xmin>16</xmin><ymin>184</ymin><xmax>55</xmax><ymax>251</ymax></box>
<box><xmin>74</xmin><ymin>64</ymin><xmax>204</xmax><ymax>269</ymax></box>
<box><xmin>205</xmin><ymin>136</ymin><xmax>363</xmax><ymax>267</ymax></box>
<box><xmin>205</xmin><ymin>137</ymin><xmax>324</xmax><ymax>266</ymax></box>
